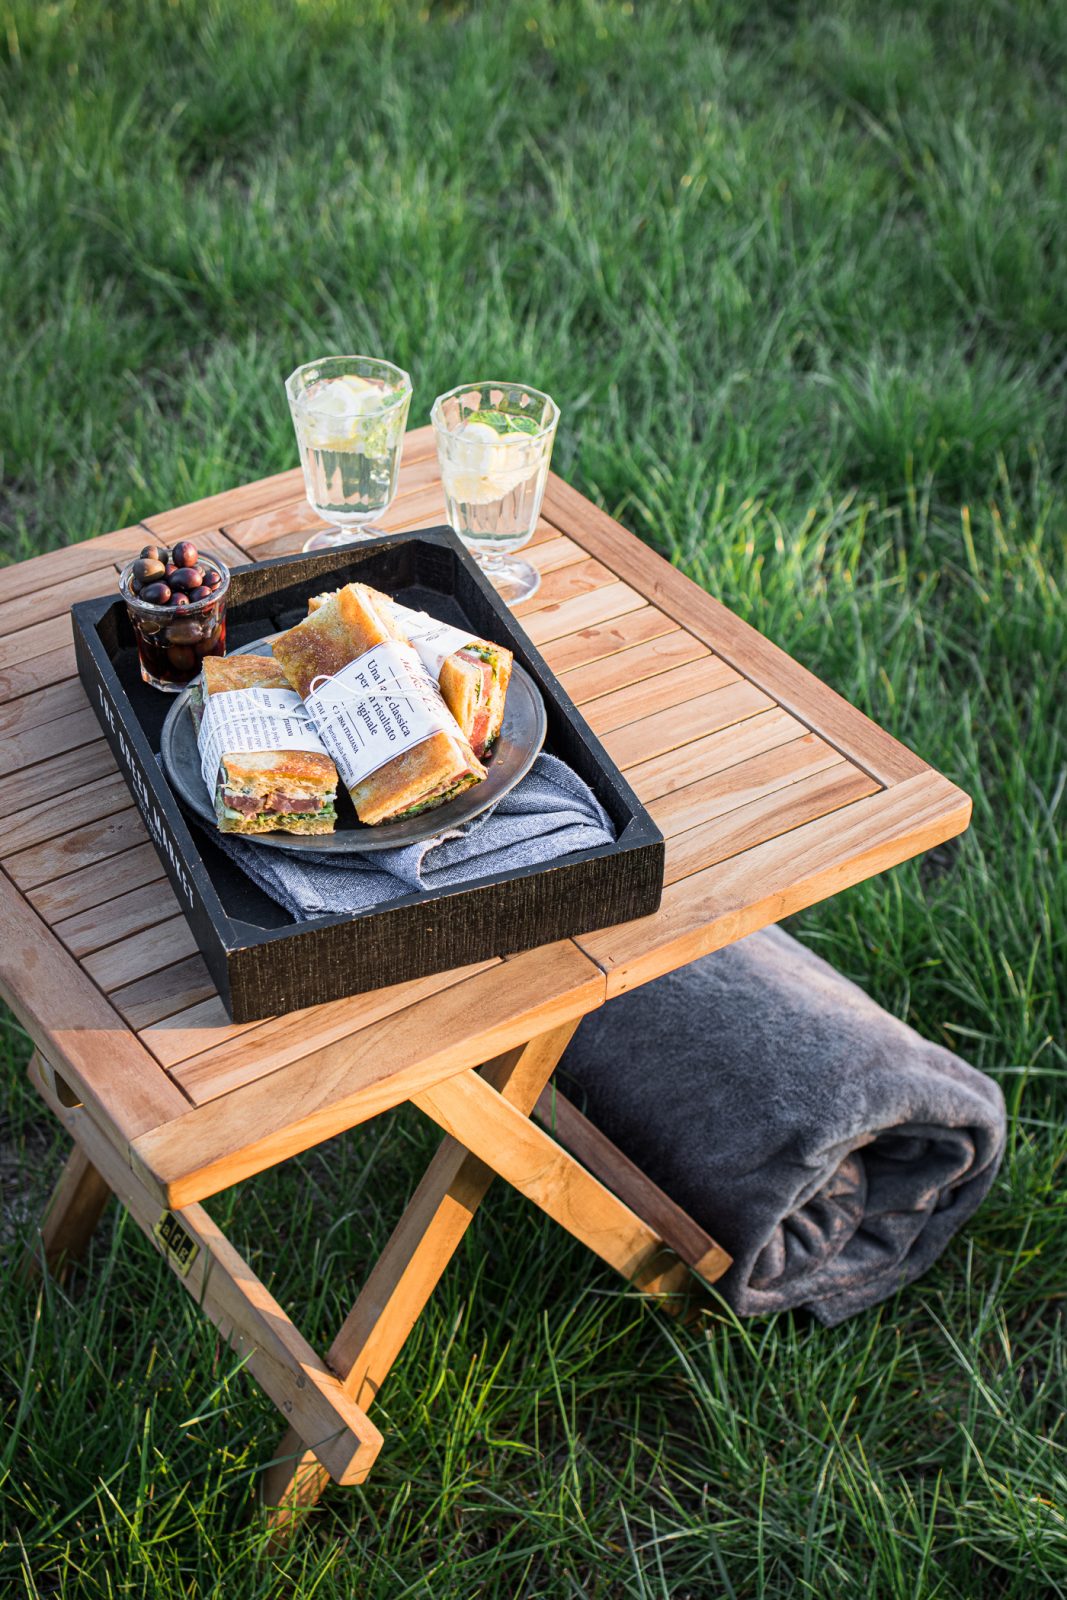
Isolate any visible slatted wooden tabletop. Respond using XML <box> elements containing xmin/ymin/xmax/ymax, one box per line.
<box><xmin>0</xmin><ymin>425</ymin><xmax>970</xmax><ymax>1207</ymax></box>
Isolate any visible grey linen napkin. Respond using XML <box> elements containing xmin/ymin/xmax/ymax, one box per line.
<box><xmin>211</xmin><ymin>753</ymin><xmax>615</xmax><ymax>920</ymax></box>
<box><xmin>558</xmin><ymin>925</ymin><xmax>1006</xmax><ymax>1326</ymax></box>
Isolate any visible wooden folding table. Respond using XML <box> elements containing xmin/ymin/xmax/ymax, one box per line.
<box><xmin>1</xmin><ymin>426</ymin><xmax>970</xmax><ymax>1531</ymax></box>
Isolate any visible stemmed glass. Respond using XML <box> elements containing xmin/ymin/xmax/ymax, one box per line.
<box><xmin>286</xmin><ymin>356</ymin><xmax>412</xmax><ymax>552</ymax></box>
<box><xmin>431</xmin><ymin>381</ymin><xmax>559</xmax><ymax>604</ymax></box>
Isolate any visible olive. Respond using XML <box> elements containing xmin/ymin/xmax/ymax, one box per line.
<box><xmin>172</xmin><ymin>540</ymin><xmax>199</xmax><ymax>570</ymax></box>
<box><xmin>170</xmin><ymin>565</ymin><xmax>204</xmax><ymax>591</ymax></box>
<box><xmin>140</xmin><ymin>581</ymin><xmax>172</xmax><ymax>605</ymax></box>
<box><xmin>129</xmin><ymin>576</ymin><xmax>143</xmax><ymax>595</ymax></box>
<box><xmin>166</xmin><ymin>619</ymin><xmax>202</xmax><ymax>644</ymax></box>
<box><xmin>172</xmin><ymin>592</ymin><xmax>190</xmax><ymax>609</ymax></box>
<box><xmin>167</xmin><ymin>643</ymin><xmax>197</xmax><ymax>673</ymax></box>
<box><xmin>164</xmin><ymin>561</ymin><xmax>177</xmax><ymax>577</ymax></box>
<box><xmin>195</xmin><ymin>633</ymin><xmax>223</xmax><ymax>655</ymax></box>
<box><xmin>132</xmin><ymin>557</ymin><xmax>166</xmax><ymax>584</ymax></box>
<box><xmin>139</xmin><ymin>544</ymin><xmax>168</xmax><ymax>563</ymax></box>
<box><xmin>187</xmin><ymin>585</ymin><xmax>212</xmax><ymax>602</ymax></box>
<box><xmin>203</xmin><ymin>567</ymin><xmax>222</xmax><ymax>589</ymax></box>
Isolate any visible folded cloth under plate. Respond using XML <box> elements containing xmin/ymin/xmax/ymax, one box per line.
<box><xmin>210</xmin><ymin>753</ymin><xmax>614</xmax><ymax>920</ymax></box>
<box><xmin>558</xmin><ymin>926</ymin><xmax>1006</xmax><ymax>1326</ymax></box>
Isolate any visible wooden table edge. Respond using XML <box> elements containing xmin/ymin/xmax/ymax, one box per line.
<box><xmin>128</xmin><ymin>946</ymin><xmax>607</xmax><ymax>1209</ymax></box>
<box><xmin>577</xmin><ymin>770</ymin><xmax>971</xmax><ymax>996</ymax></box>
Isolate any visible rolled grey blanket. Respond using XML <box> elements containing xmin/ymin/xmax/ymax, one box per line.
<box><xmin>559</xmin><ymin>926</ymin><xmax>1005</xmax><ymax>1325</ymax></box>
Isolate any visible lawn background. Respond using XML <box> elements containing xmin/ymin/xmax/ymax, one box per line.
<box><xmin>1</xmin><ymin>1</ymin><xmax>1065</xmax><ymax>1595</ymax></box>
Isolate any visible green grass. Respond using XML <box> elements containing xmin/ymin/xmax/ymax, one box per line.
<box><xmin>1</xmin><ymin>0</ymin><xmax>1065</xmax><ymax>1593</ymax></box>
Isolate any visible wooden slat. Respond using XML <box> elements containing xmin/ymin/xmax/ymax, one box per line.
<box><xmin>600</xmin><ymin>679</ymin><xmax>772</xmax><ymax>769</ymax></box>
<box><xmin>0</xmin><ymin>612</ymin><xmax>73</xmax><ymax>672</ymax></box>
<box><xmin>0</xmin><ymin>706</ymin><xmax>101</xmax><ymax>775</ymax></box>
<box><xmin>140</xmin><ymin>997</ymin><xmax>262</xmax><ymax>1069</ymax></box>
<box><xmin>662</xmin><ymin>763</ymin><xmax>878</xmax><ymax>885</ymax></box>
<box><xmin>220</xmin><ymin>497</ymin><xmax>324</xmax><ymax>555</ymax></box>
<box><xmin>539</xmin><ymin>605</ymin><xmax>678</xmax><ymax>675</ymax></box>
<box><xmin>626</xmin><ymin>706</ymin><xmax>802</xmax><ymax>803</ymax></box>
<box><xmin>2</xmin><ymin>774</ymin><xmax>134</xmax><ymax>859</ymax></box>
<box><xmin>83</xmin><ymin>913</ymin><xmax>198</xmax><ymax>992</ymax></box>
<box><xmin>512</xmin><ymin>557</ymin><xmax>615</xmax><ymax>617</ymax></box>
<box><xmin>25</xmin><ymin>844</ymin><xmax>163</xmax><ymax>922</ymax></box>
<box><xmin>130</xmin><ymin>944</ymin><xmax>605</xmax><ymax>1208</ymax></box>
<box><xmin>577</xmin><ymin>772</ymin><xmax>971</xmax><ymax>995</ymax></box>
<box><xmin>524</xmin><ymin>533</ymin><xmax>588</xmax><ymax>574</ymax></box>
<box><xmin>162</xmin><ymin>959</ymin><xmax>499</xmax><ymax>1085</ymax></box>
<box><xmin>533</xmin><ymin>1087</ymin><xmax>730</xmax><ymax>1281</ymax></box>
<box><xmin>111</xmin><ymin>954</ymin><xmax>218</xmax><ymax>1032</ymax></box>
<box><xmin>542</xmin><ymin>476</ymin><xmax>927</xmax><ymax>786</ymax></box>
<box><xmin>562</xmin><ymin>629</ymin><xmax>709</xmax><ymax>706</ymax></box>
<box><xmin>54</xmin><ymin>879</ymin><xmax>183</xmax><ymax>960</ymax></box>
<box><xmin>0</xmin><ymin>564</ymin><xmax>120</xmax><ymax>633</ymax></box>
<box><xmin>0</xmin><ymin>870</ymin><xmax>191</xmax><ymax>1139</ymax></box>
<box><xmin>5</xmin><ymin>805</ymin><xmax>147</xmax><ymax>891</ymax></box>
<box><xmin>519</xmin><ymin>581</ymin><xmax>646</xmax><ymax>646</ymax></box>
<box><xmin>0</xmin><ymin>645</ymin><xmax>77</xmax><ymax>705</ymax></box>
<box><xmin>237</xmin><ymin>472</ymin><xmax>452</xmax><ymax>564</ymax></box>
<box><xmin>0</xmin><ymin>740</ymin><xmax>117</xmax><ymax>818</ymax></box>
<box><xmin>649</xmin><ymin>735</ymin><xmax>846</xmax><ymax>839</ymax></box>
<box><xmin>142</xmin><ymin>469</ymin><xmax>309</xmax><ymax>542</ymax></box>
<box><xmin>0</xmin><ymin>678</ymin><xmax>88</xmax><ymax>739</ymax></box>
<box><xmin>30</xmin><ymin>1055</ymin><xmax>383</xmax><ymax>1487</ymax></box>
<box><xmin>582</xmin><ymin>656</ymin><xmax>744</xmax><ymax>739</ymax></box>
<box><xmin>0</xmin><ymin>526</ymin><xmax>147</xmax><ymax>607</ymax></box>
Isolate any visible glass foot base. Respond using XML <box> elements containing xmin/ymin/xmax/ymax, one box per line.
<box><xmin>473</xmin><ymin>554</ymin><xmax>541</xmax><ymax>606</ymax></box>
<box><xmin>302</xmin><ymin>524</ymin><xmax>388</xmax><ymax>552</ymax></box>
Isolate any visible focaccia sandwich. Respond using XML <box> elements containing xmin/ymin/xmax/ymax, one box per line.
<box><xmin>308</xmin><ymin>586</ymin><xmax>512</xmax><ymax>759</ymax></box>
<box><xmin>195</xmin><ymin>654</ymin><xmax>338</xmax><ymax>835</ymax></box>
<box><xmin>272</xmin><ymin>584</ymin><xmax>486</xmax><ymax>826</ymax></box>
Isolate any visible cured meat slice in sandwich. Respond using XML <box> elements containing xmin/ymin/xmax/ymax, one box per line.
<box><xmin>195</xmin><ymin>655</ymin><xmax>338</xmax><ymax>835</ymax></box>
<box><xmin>273</xmin><ymin>584</ymin><xmax>486</xmax><ymax>826</ymax></box>
<box><xmin>308</xmin><ymin>587</ymin><xmax>513</xmax><ymax>759</ymax></box>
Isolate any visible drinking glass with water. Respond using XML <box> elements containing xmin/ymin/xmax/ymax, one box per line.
<box><xmin>286</xmin><ymin>356</ymin><xmax>412</xmax><ymax>551</ymax></box>
<box><xmin>431</xmin><ymin>381</ymin><xmax>559</xmax><ymax>604</ymax></box>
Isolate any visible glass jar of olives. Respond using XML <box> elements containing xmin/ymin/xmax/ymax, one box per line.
<box><xmin>120</xmin><ymin>540</ymin><xmax>230</xmax><ymax>691</ymax></box>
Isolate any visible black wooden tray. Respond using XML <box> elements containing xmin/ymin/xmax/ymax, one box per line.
<box><xmin>71</xmin><ymin>527</ymin><xmax>664</xmax><ymax>1021</ymax></box>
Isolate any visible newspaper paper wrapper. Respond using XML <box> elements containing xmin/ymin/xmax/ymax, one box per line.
<box><xmin>387</xmin><ymin>602</ymin><xmax>475</xmax><ymax>679</ymax></box>
<box><xmin>303</xmin><ymin>639</ymin><xmax>460</xmax><ymax>790</ymax></box>
<box><xmin>197</xmin><ymin>684</ymin><xmax>329</xmax><ymax>796</ymax></box>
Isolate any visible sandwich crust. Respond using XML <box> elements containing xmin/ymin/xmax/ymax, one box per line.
<box><xmin>202</xmin><ymin>654</ymin><xmax>289</xmax><ymax>695</ymax></box>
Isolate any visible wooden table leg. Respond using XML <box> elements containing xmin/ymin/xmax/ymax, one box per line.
<box><xmin>19</xmin><ymin>1140</ymin><xmax>112</xmax><ymax>1285</ymax></box>
<box><xmin>29</xmin><ymin>1051</ymin><xmax>383</xmax><ymax>1487</ymax></box>
<box><xmin>413</xmin><ymin>1069</ymin><xmax>694</xmax><ymax>1297</ymax></box>
<box><xmin>262</xmin><ymin>1021</ymin><xmax>580</xmax><ymax>1533</ymax></box>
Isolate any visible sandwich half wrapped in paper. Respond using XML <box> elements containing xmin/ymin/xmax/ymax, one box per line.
<box><xmin>272</xmin><ymin>584</ymin><xmax>487</xmax><ymax>826</ymax></box>
<box><xmin>194</xmin><ymin>655</ymin><xmax>339</xmax><ymax>834</ymax></box>
<box><xmin>308</xmin><ymin>586</ymin><xmax>512</xmax><ymax>759</ymax></box>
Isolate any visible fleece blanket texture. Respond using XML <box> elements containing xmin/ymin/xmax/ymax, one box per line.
<box><xmin>559</xmin><ymin>926</ymin><xmax>1005</xmax><ymax>1325</ymax></box>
